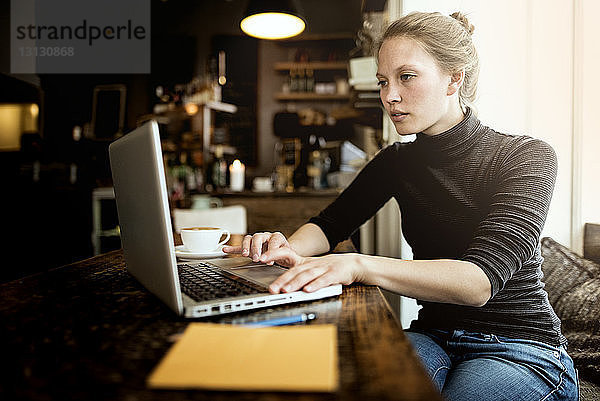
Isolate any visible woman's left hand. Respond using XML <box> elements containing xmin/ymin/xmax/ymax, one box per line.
<box><xmin>267</xmin><ymin>252</ymin><xmax>364</xmax><ymax>294</ymax></box>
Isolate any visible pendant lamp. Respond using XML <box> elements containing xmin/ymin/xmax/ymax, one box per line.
<box><xmin>240</xmin><ymin>0</ymin><xmax>306</xmax><ymax>40</ymax></box>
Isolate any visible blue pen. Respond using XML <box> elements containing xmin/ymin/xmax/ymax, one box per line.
<box><xmin>242</xmin><ymin>312</ymin><xmax>317</xmax><ymax>327</ymax></box>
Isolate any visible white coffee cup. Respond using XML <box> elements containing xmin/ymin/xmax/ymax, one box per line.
<box><xmin>180</xmin><ymin>227</ymin><xmax>230</xmax><ymax>253</ymax></box>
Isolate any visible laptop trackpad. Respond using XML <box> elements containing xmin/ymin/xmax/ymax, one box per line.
<box><xmin>229</xmin><ymin>266</ymin><xmax>287</xmax><ymax>287</ymax></box>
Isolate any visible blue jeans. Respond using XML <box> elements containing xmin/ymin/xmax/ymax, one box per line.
<box><xmin>406</xmin><ymin>328</ymin><xmax>579</xmax><ymax>401</ymax></box>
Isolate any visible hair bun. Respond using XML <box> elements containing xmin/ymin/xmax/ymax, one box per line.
<box><xmin>450</xmin><ymin>11</ymin><xmax>475</xmax><ymax>35</ymax></box>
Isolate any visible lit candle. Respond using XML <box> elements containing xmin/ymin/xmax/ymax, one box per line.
<box><xmin>229</xmin><ymin>159</ymin><xmax>245</xmax><ymax>192</ymax></box>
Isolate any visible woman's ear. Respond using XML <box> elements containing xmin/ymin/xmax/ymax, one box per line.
<box><xmin>447</xmin><ymin>70</ymin><xmax>464</xmax><ymax>96</ymax></box>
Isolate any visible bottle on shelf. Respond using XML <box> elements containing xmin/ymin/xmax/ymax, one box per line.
<box><xmin>186</xmin><ymin>151</ymin><xmax>204</xmax><ymax>195</ymax></box>
<box><xmin>211</xmin><ymin>145</ymin><xmax>228</xmax><ymax>190</ymax></box>
<box><xmin>305</xmin><ymin>69</ymin><xmax>315</xmax><ymax>92</ymax></box>
<box><xmin>166</xmin><ymin>154</ymin><xmax>186</xmax><ymax>208</ymax></box>
<box><xmin>294</xmin><ymin>48</ymin><xmax>309</xmax><ymax>63</ymax></box>
<box><xmin>289</xmin><ymin>69</ymin><xmax>299</xmax><ymax>92</ymax></box>
<box><xmin>297</xmin><ymin>69</ymin><xmax>306</xmax><ymax>92</ymax></box>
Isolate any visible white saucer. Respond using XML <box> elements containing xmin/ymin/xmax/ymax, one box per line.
<box><xmin>174</xmin><ymin>245</ymin><xmax>226</xmax><ymax>259</ymax></box>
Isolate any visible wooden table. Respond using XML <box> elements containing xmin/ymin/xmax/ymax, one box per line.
<box><xmin>1</xmin><ymin>248</ymin><xmax>440</xmax><ymax>401</ymax></box>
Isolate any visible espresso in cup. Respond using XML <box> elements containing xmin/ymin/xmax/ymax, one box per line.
<box><xmin>180</xmin><ymin>227</ymin><xmax>230</xmax><ymax>253</ymax></box>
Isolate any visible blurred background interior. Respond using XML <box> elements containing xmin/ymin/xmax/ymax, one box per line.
<box><xmin>0</xmin><ymin>0</ymin><xmax>389</xmax><ymax>282</ymax></box>
<box><xmin>2</xmin><ymin>0</ymin><xmax>599</xmax><ymax>314</ymax></box>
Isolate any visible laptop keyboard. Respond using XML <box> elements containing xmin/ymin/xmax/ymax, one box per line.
<box><xmin>178</xmin><ymin>263</ymin><xmax>266</xmax><ymax>302</ymax></box>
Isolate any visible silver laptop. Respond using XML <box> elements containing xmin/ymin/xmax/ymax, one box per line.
<box><xmin>108</xmin><ymin>121</ymin><xmax>342</xmax><ymax>318</ymax></box>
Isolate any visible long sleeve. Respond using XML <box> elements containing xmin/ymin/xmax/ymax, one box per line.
<box><xmin>461</xmin><ymin>138</ymin><xmax>557</xmax><ymax>297</ymax></box>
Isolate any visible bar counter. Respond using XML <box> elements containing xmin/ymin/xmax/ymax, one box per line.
<box><xmin>1</xmin><ymin>249</ymin><xmax>440</xmax><ymax>401</ymax></box>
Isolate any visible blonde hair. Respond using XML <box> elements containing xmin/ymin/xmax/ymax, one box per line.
<box><xmin>377</xmin><ymin>11</ymin><xmax>480</xmax><ymax>111</ymax></box>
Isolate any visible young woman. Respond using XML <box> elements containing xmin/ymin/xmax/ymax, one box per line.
<box><xmin>224</xmin><ymin>11</ymin><xmax>578</xmax><ymax>400</ymax></box>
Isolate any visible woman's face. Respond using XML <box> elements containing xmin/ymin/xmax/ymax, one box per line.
<box><xmin>377</xmin><ymin>36</ymin><xmax>460</xmax><ymax>136</ymax></box>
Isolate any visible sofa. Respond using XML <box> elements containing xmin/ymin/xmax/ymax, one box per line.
<box><xmin>540</xmin><ymin>227</ymin><xmax>600</xmax><ymax>400</ymax></box>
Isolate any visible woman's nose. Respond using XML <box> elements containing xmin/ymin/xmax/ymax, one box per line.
<box><xmin>382</xmin><ymin>84</ymin><xmax>402</xmax><ymax>104</ymax></box>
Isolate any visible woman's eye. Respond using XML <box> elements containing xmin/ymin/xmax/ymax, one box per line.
<box><xmin>376</xmin><ymin>80</ymin><xmax>387</xmax><ymax>87</ymax></box>
<box><xmin>400</xmin><ymin>74</ymin><xmax>415</xmax><ymax>82</ymax></box>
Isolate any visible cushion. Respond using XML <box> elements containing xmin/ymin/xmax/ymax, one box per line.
<box><xmin>541</xmin><ymin>237</ymin><xmax>600</xmax><ymax>384</ymax></box>
<box><xmin>580</xmin><ymin>379</ymin><xmax>600</xmax><ymax>401</ymax></box>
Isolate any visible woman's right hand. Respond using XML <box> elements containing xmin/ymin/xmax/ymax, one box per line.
<box><xmin>222</xmin><ymin>232</ymin><xmax>304</xmax><ymax>267</ymax></box>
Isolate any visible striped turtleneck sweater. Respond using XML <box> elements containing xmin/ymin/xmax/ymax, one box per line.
<box><xmin>309</xmin><ymin>108</ymin><xmax>566</xmax><ymax>347</ymax></box>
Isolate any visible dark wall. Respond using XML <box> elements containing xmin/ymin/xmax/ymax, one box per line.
<box><xmin>213</xmin><ymin>34</ymin><xmax>258</xmax><ymax>165</ymax></box>
<box><xmin>0</xmin><ymin>0</ymin><xmax>363</xmax><ymax>282</ymax></box>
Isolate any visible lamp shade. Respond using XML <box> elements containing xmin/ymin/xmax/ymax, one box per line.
<box><xmin>240</xmin><ymin>0</ymin><xmax>305</xmax><ymax>40</ymax></box>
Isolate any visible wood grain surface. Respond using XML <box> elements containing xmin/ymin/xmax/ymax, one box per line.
<box><xmin>0</xmin><ymin>250</ymin><xmax>440</xmax><ymax>401</ymax></box>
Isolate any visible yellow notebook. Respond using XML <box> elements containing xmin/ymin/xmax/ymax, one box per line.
<box><xmin>147</xmin><ymin>323</ymin><xmax>339</xmax><ymax>392</ymax></box>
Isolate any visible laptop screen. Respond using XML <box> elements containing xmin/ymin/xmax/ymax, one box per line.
<box><xmin>109</xmin><ymin>121</ymin><xmax>184</xmax><ymax>315</ymax></box>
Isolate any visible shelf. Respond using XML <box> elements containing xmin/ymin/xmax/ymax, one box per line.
<box><xmin>274</xmin><ymin>61</ymin><xmax>348</xmax><ymax>71</ymax></box>
<box><xmin>162</xmin><ymin>142</ymin><xmax>202</xmax><ymax>152</ymax></box>
<box><xmin>152</xmin><ymin>101</ymin><xmax>237</xmax><ymax>116</ymax></box>
<box><xmin>349</xmin><ymin>77</ymin><xmax>379</xmax><ymax>91</ymax></box>
<box><xmin>275</xmin><ymin>93</ymin><xmax>351</xmax><ymax>101</ymax></box>
<box><xmin>204</xmin><ymin>101</ymin><xmax>237</xmax><ymax>113</ymax></box>
<box><xmin>162</xmin><ymin>143</ymin><xmax>237</xmax><ymax>155</ymax></box>
<box><xmin>353</xmin><ymin>83</ymin><xmax>379</xmax><ymax>91</ymax></box>
<box><xmin>99</xmin><ymin>227</ymin><xmax>120</xmax><ymax>237</ymax></box>
<box><xmin>357</xmin><ymin>92</ymin><xmax>380</xmax><ymax>99</ymax></box>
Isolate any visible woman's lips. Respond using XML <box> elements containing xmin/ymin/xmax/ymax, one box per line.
<box><xmin>390</xmin><ymin>112</ymin><xmax>408</xmax><ymax>122</ymax></box>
